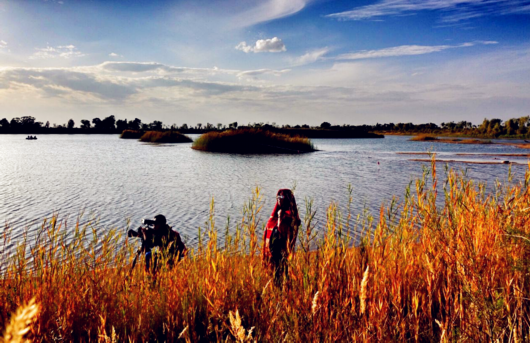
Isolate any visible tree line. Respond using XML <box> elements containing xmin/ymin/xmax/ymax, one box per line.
<box><xmin>1</xmin><ymin>115</ymin><xmax>529</xmax><ymax>138</ymax></box>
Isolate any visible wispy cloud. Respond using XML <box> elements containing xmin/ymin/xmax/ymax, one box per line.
<box><xmin>336</xmin><ymin>41</ymin><xmax>497</xmax><ymax>60</ymax></box>
<box><xmin>236</xmin><ymin>37</ymin><xmax>286</xmax><ymax>53</ymax></box>
<box><xmin>292</xmin><ymin>47</ymin><xmax>330</xmax><ymax>66</ymax></box>
<box><xmin>326</xmin><ymin>0</ymin><xmax>530</xmax><ymax>23</ymax></box>
<box><xmin>109</xmin><ymin>53</ymin><xmax>123</xmax><ymax>58</ymax></box>
<box><xmin>230</xmin><ymin>0</ymin><xmax>309</xmax><ymax>28</ymax></box>
<box><xmin>30</xmin><ymin>45</ymin><xmax>85</xmax><ymax>59</ymax></box>
<box><xmin>0</xmin><ymin>40</ymin><xmax>7</xmax><ymax>49</ymax></box>
<box><xmin>99</xmin><ymin>62</ymin><xmax>239</xmax><ymax>76</ymax></box>
<box><xmin>237</xmin><ymin>68</ymin><xmax>290</xmax><ymax>79</ymax></box>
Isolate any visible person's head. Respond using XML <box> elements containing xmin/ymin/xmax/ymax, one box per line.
<box><xmin>154</xmin><ymin>214</ymin><xmax>166</xmax><ymax>230</ymax></box>
<box><xmin>276</xmin><ymin>189</ymin><xmax>294</xmax><ymax>210</ymax></box>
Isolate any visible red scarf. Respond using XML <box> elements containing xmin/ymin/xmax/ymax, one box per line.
<box><xmin>263</xmin><ymin>189</ymin><xmax>301</xmax><ymax>260</ymax></box>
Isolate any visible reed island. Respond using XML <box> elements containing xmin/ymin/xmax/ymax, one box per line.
<box><xmin>120</xmin><ymin>130</ymin><xmax>192</xmax><ymax>143</ymax></box>
<box><xmin>192</xmin><ymin>128</ymin><xmax>316</xmax><ymax>153</ymax></box>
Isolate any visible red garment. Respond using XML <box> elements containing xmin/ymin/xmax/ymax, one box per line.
<box><xmin>263</xmin><ymin>189</ymin><xmax>301</xmax><ymax>261</ymax></box>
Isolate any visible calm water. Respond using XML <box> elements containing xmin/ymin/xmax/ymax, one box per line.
<box><xmin>1</xmin><ymin>134</ymin><xmax>528</xmax><ymax>247</ymax></box>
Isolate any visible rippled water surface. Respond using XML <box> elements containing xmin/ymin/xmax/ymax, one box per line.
<box><xmin>1</xmin><ymin>134</ymin><xmax>528</xmax><ymax>247</ymax></box>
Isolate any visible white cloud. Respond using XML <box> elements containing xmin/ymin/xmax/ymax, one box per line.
<box><xmin>326</xmin><ymin>0</ymin><xmax>530</xmax><ymax>23</ymax></box>
<box><xmin>0</xmin><ymin>40</ymin><xmax>7</xmax><ymax>49</ymax></box>
<box><xmin>230</xmin><ymin>0</ymin><xmax>308</xmax><ymax>28</ymax></box>
<box><xmin>292</xmin><ymin>47</ymin><xmax>330</xmax><ymax>66</ymax></box>
<box><xmin>236</xmin><ymin>37</ymin><xmax>286</xmax><ymax>53</ymax></box>
<box><xmin>237</xmin><ymin>68</ymin><xmax>290</xmax><ymax>79</ymax></box>
<box><xmin>30</xmin><ymin>45</ymin><xmax>85</xmax><ymax>59</ymax></box>
<box><xmin>109</xmin><ymin>53</ymin><xmax>123</xmax><ymax>58</ymax></box>
<box><xmin>336</xmin><ymin>41</ymin><xmax>498</xmax><ymax>60</ymax></box>
<box><xmin>99</xmin><ymin>61</ymin><xmax>240</xmax><ymax>76</ymax></box>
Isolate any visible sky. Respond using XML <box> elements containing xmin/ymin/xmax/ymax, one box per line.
<box><xmin>0</xmin><ymin>0</ymin><xmax>529</xmax><ymax>126</ymax></box>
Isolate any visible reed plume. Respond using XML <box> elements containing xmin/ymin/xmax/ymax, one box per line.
<box><xmin>2</xmin><ymin>298</ymin><xmax>39</xmax><ymax>343</ymax></box>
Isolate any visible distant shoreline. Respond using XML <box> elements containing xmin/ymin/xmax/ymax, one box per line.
<box><xmin>1</xmin><ymin>128</ymin><xmax>384</xmax><ymax>139</ymax></box>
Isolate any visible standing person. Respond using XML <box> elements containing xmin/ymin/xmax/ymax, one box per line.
<box><xmin>262</xmin><ymin>189</ymin><xmax>301</xmax><ymax>286</ymax></box>
<box><xmin>128</xmin><ymin>214</ymin><xmax>187</xmax><ymax>272</ymax></box>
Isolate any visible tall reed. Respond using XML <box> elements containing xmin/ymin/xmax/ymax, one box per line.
<box><xmin>1</xmin><ymin>160</ymin><xmax>530</xmax><ymax>341</ymax></box>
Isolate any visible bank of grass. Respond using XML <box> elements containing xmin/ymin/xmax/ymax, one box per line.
<box><xmin>139</xmin><ymin>130</ymin><xmax>192</xmax><ymax>143</ymax></box>
<box><xmin>2</xmin><ymin>161</ymin><xmax>530</xmax><ymax>341</ymax></box>
<box><xmin>409</xmin><ymin>134</ymin><xmax>438</xmax><ymax>141</ymax></box>
<box><xmin>120</xmin><ymin>130</ymin><xmax>144</xmax><ymax>139</ymax></box>
<box><xmin>192</xmin><ymin>128</ymin><xmax>316</xmax><ymax>153</ymax></box>
<box><xmin>410</xmin><ymin>134</ymin><xmax>492</xmax><ymax>144</ymax></box>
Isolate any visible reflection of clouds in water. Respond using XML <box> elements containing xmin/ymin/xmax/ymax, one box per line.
<box><xmin>0</xmin><ymin>135</ymin><xmax>527</xmax><ymax>249</ymax></box>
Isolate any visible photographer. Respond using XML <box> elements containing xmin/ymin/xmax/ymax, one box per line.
<box><xmin>128</xmin><ymin>214</ymin><xmax>187</xmax><ymax>271</ymax></box>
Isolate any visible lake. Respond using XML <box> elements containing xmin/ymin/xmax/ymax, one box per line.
<box><xmin>1</xmin><ymin>134</ymin><xmax>528</xmax><ymax>248</ymax></box>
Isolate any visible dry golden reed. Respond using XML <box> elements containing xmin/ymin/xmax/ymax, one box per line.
<box><xmin>1</xmin><ymin>160</ymin><xmax>530</xmax><ymax>341</ymax></box>
<box><xmin>2</xmin><ymin>298</ymin><xmax>39</xmax><ymax>343</ymax></box>
<box><xmin>360</xmin><ymin>266</ymin><xmax>369</xmax><ymax>315</ymax></box>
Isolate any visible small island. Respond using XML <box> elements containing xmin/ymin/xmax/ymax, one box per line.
<box><xmin>192</xmin><ymin>128</ymin><xmax>316</xmax><ymax>153</ymax></box>
<box><xmin>120</xmin><ymin>130</ymin><xmax>144</xmax><ymax>139</ymax></box>
<box><xmin>409</xmin><ymin>135</ymin><xmax>492</xmax><ymax>144</ymax></box>
<box><xmin>140</xmin><ymin>130</ymin><xmax>192</xmax><ymax>143</ymax></box>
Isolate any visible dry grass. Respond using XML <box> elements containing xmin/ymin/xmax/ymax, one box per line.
<box><xmin>139</xmin><ymin>131</ymin><xmax>192</xmax><ymax>143</ymax></box>
<box><xmin>1</xmin><ymin>161</ymin><xmax>530</xmax><ymax>341</ymax></box>
<box><xmin>119</xmin><ymin>130</ymin><xmax>144</xmax><ymax>139</ymax></box>
<box><xmin>409</xmin><ymin>134</ymin><xmax>439</xmax><ymax>141</ymax></box>
<box><xmin>410</xmin><ymin>135</ymin><xmax>493</xmax><ymax>145</ymax></box>
<box><xmin>192</xmin><ymin>128</ymin><xmax>316</xmax><ymax>153</ymax></box>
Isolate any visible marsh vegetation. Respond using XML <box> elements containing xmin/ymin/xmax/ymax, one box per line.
<box><xmin>192</xmin><ymin>128</ymin><xmax>316</xmax><ymax>153</ymax></box>
<box><xmin>139</xmin><ymin>131</ymin><xmax>192</xmax><ymax>143</ymax></box>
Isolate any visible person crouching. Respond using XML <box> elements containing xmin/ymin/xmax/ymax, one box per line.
<box><xmin>128</xmin><ymin>214</ymin><xmax>187</xmax><ymax>272</ymax></box>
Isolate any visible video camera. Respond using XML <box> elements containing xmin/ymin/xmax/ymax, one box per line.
<box><xmin>142</xmin><ymin>219</ymin><xmax>157</xmax><ymax>226</ymax></box>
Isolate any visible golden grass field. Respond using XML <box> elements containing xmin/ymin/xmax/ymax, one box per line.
<box><xmin>1</xmin><ymin>159</ymin><xmax>530</xmax><ymax>342</ymax></box>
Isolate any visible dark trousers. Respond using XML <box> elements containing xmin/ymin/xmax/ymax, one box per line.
<box><xmin>271</xmin><ymin>249</ymin><xmax>288</xmax><ymax>287</ymax></box>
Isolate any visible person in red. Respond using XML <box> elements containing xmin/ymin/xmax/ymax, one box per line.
<box><xmin>262</xmin><ymin>189</ymin><xmax>301</xmax><ymax>286</ymax></box>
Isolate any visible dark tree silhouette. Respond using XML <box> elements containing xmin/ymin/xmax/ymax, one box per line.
<box><xmin>116</xmin><ymin>119</ymin><xmax>128</xmax><ymax>132</ymax></box>
<box><xmin>80</xmin><ymin>120</ymin><xmax>91</xmax><ymax>129</ymax></box>
<box><xmin>129</xmin><ymin>118</ymin><xmax>142</xmax><ymax>130</ymax></box>
<box><xmin>0</xmin><ymin>118</ymin><xmax>9</xmax><ymax>128</ymax></box>
<box><xmin>67</xmin><ymin>119</ymin><xmax>75</xmax><ymax>129</ymax></box>
<box><xmin>150</xmin><ymin>120</ymin><xmax>163</xmax><ymax>130</ymax></box>
<box><xmin>320</xmin><ymin>122</ymin><xmax>331</xmax><ymax>129</ymax></box>
<box><xmin>101</xmin><ymin>115</ymin><xmax>116</xmax><ymax>130</ymax></box>
<box><xmin>92</xmin><ymin>118</ymin><xmax>102</xmax><ymax>129</ymax></box>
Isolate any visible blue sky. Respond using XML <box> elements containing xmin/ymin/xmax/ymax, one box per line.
<box><xmin>0</xmin><ymin>0</ymin><xmax>529</xmax><ymax>126</ymax></box>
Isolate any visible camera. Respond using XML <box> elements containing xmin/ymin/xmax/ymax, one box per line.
<box><xmin>142</xmin><ymin>219</ymin><xmax>156</xmax><ymax>226</ymax></box>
